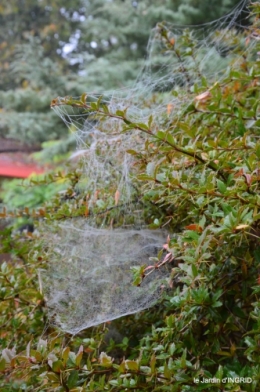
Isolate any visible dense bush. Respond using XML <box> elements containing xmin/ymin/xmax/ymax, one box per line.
<box><xmin>1</xmin><ymin>3</ymin><xmax>260</xmax><ymax>391</ymax></box>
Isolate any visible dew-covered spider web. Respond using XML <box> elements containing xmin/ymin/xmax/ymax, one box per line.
<box><xmin>41</xmin><ymin>0</ymin><xmax>258</xmax><ymax>334</ymax></box>
<box><xmin>40</xmin><ymin>223</ymin><xmax>169</xmax><ymax>334</ymax></box>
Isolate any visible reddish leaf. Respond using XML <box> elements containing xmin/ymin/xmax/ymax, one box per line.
<box><xmin>185</xmin><ymin>224</ymin><xmax>202</xmax><ymax>233</ymax></box>
<box><xmin>243</xmin><ymin>173</ymin><xmax>252</xmax><ymax>187</ymax></box>
<box><xmin>194</xmin><ymin>91</ymin><xmax>211</xmax><ymax>102</ymax></box>
<box><xmin>167</xmin><ymin>103</ymin><xmax>174</xmax><ymax>115</ymax></box>
<box><xmin>115</xmin><ymin>189</ymin><xmax>120</xmax><ymax>206</ymax></box>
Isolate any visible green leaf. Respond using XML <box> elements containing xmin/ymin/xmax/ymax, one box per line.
<box><xmin>169</xmin><ymin>343</ymin><xmax>176</xmax><ymax>355</ymax></box>
<box><xmin>62</xmin><ymin>347</ymin><xmax>70</xmax><ymax>363</ymax></box>
<box><xmin>116</xmin><ymin>110</ymin><xmax>125</xmax><ymax>117</ymax></box>
<box><xmin>101</xmin><ymin>104</ymin><xmax>109</xmax><ymax>114</ymax></box>
<box><xmin>131</xmin><ymin>265</ymin><xmax>146</xmax><ymax>286</ymax></box>
<box><xmin>46</xmin><ymin>372</ymin><xmax>60</xmax><ymax>382</ymax></box>
<box><xmin>150</xmin><ymin>353</ymin><xmax>156</xmax><ymax>373</ymax></box>
<box><xmin>80</xmin><ymin>93</ymin><xmax>87</xmax><ymax>104</ymax></box>
<box><xmin>109</xmin><ymin>380</ymin><xmax>119</xmax><ymax>387</ymax></box>
<box><xmin>68</xmin><ymin>352</ymin><xmax>76</xmax><ymax>365</ymax></box>
<box><xmin>180</xmin><ymin>349</ymin><xmax>187</xmax><ymax>369</ymax></box>
<box><xmin>156</xmin><ymin>130</ymin><xmax>166</xmax><ymax>140</ymax></box>
<box><xmin>99</xmin><ymin>352</ymin><xmax>113</xmax><ymax>367</ymax></box>
<box><xmin>0</xmin><ymin>358</ymin><xmax>6</xmax><ymax>372</ymax></box>
<box><xmin>156</xmin><ymin>172</ymin><xmax>167</xmax><ymax>182</ymax></box>
<box><xmin>146</xmin><ymin>162</ymin><xmax>156</xmax><ymax>177</ymax></box>
<box><xmin>166</xmin><ymin>133</ymin><xmax>175</xmax><ymax>145</ymax></box>
<box><xmin>52</xmin><ymin>360</ymin><xmax>63</xmax><ymax>372</ymax></box>
<box><xmin>217</xmin><ymin>180</ymin><xmax>227</xmax><ymax>194</ymax></box>
<box><xmin>191</xmin><ymin>264</ymin><xmax>198</xmax><ymax>278</ymax></box>
<box><xmin>123</xmin><ymin>118</ymin><xmax>132</xmax><ymax>125</ymax></box>
<box><xmin>137</xmin><ymin>174</ymin><xmax>154</xmax><ymax>181</ymax></box>
<box><xmin>148</xmin><ymin>115</ymin><xmax>153</xmax><ymax>128</ymax></box>
<box><xmin>96</xmin><ymin>95</ymin><xmax>103</xmax><ymax>108</ymax></box>
<box><xmin>215</xmin><ymin>365</ymin><xmax>223</xmax><ymax>379</ymax></box>
<box><xmin>164</xmin><ymin>361</ymin><xmax>171</xmax><ymax>379</ymax></box>
<box><xmin>184</xmin><ymin>230</ymin><xmax>199</xmax><ymax>241</ymax></box>
<box><xmin>75</xmin><ymin>345</ymin><xmax>83</xmax><ymax>366</ymax></box>
<box><xmin>90</xmin><ymin>102</ymin><xmax>97</xmax><ymax>110</ymax></box>
<box><xmin>212</xmin><ymin>301</ymin><xmax>222</xmax><ymax>308</ymax></box>
<box><xmin>126</xmin><ymin>149</ymin><xmax>138</xmax><ymax>155</ymax></box>
<box><xmin>255</xmin><ymin>142</ymin><xmax>260</xmax><ymax>158</ymax></box>
<box><xmin>67</xmin><ymin>370</ymin><xmax>79</xmax><ymax>389</ymax></box>
<box><xmin>125</xmin><ymin>360</ymin><xmax>139</xmax><ymax>371</ymax></box>
<box><xmin>217</xmin><ymin>351</ymin><xmax>231</xmax><ymax>357</ymax></box>
<box><xmin>232</xmin><ymin>306</ymin><xmax>247</xmax><ymax>319</ymax></box>
<box><xmin>136</xmin><ymin>122</ymin><xmax>149</xmax><ymax>130</ymax></box>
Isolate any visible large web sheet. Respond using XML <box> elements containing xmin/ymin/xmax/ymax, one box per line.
<box><xmin>40</xmin><ymin>222</ymin><xmax>169</xmax><ymax>334</ymax></box>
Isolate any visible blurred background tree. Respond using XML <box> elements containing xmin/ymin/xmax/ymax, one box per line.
<box><xmin>75</xmin><ymin>0</ymin><xmax>243</xmax><ymax>91</ymax></box>
<box><xmin>0</xmin><ymin>0</ymin><xmax>86</xmax><ymax>152</ymax></box>
<box><xmin>0</xmin><ymin>0</ymin><xmax>85</xmax><ymax>89</ymax></box>
<box><xmin>0</xmin><ymin>0</ymin><xmax>242</xmax><ymax>143</ymax></box>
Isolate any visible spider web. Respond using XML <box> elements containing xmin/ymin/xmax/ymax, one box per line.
<box><xmin>41</xmin><ymin>0</ymin><xmax>257</xmax><ymax>334</ymax></box>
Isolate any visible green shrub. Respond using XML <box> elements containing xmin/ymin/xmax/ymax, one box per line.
<box><xmin>1</xmin><ymin>3</ymin><xmax>260</xmax><ymax>391</ymax></box>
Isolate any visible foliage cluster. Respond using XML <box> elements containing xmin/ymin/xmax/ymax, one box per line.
<box><xmin>1</xmin><ymin>2</ymin><xmax>260</xmax><ymax>391</ymax></box>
